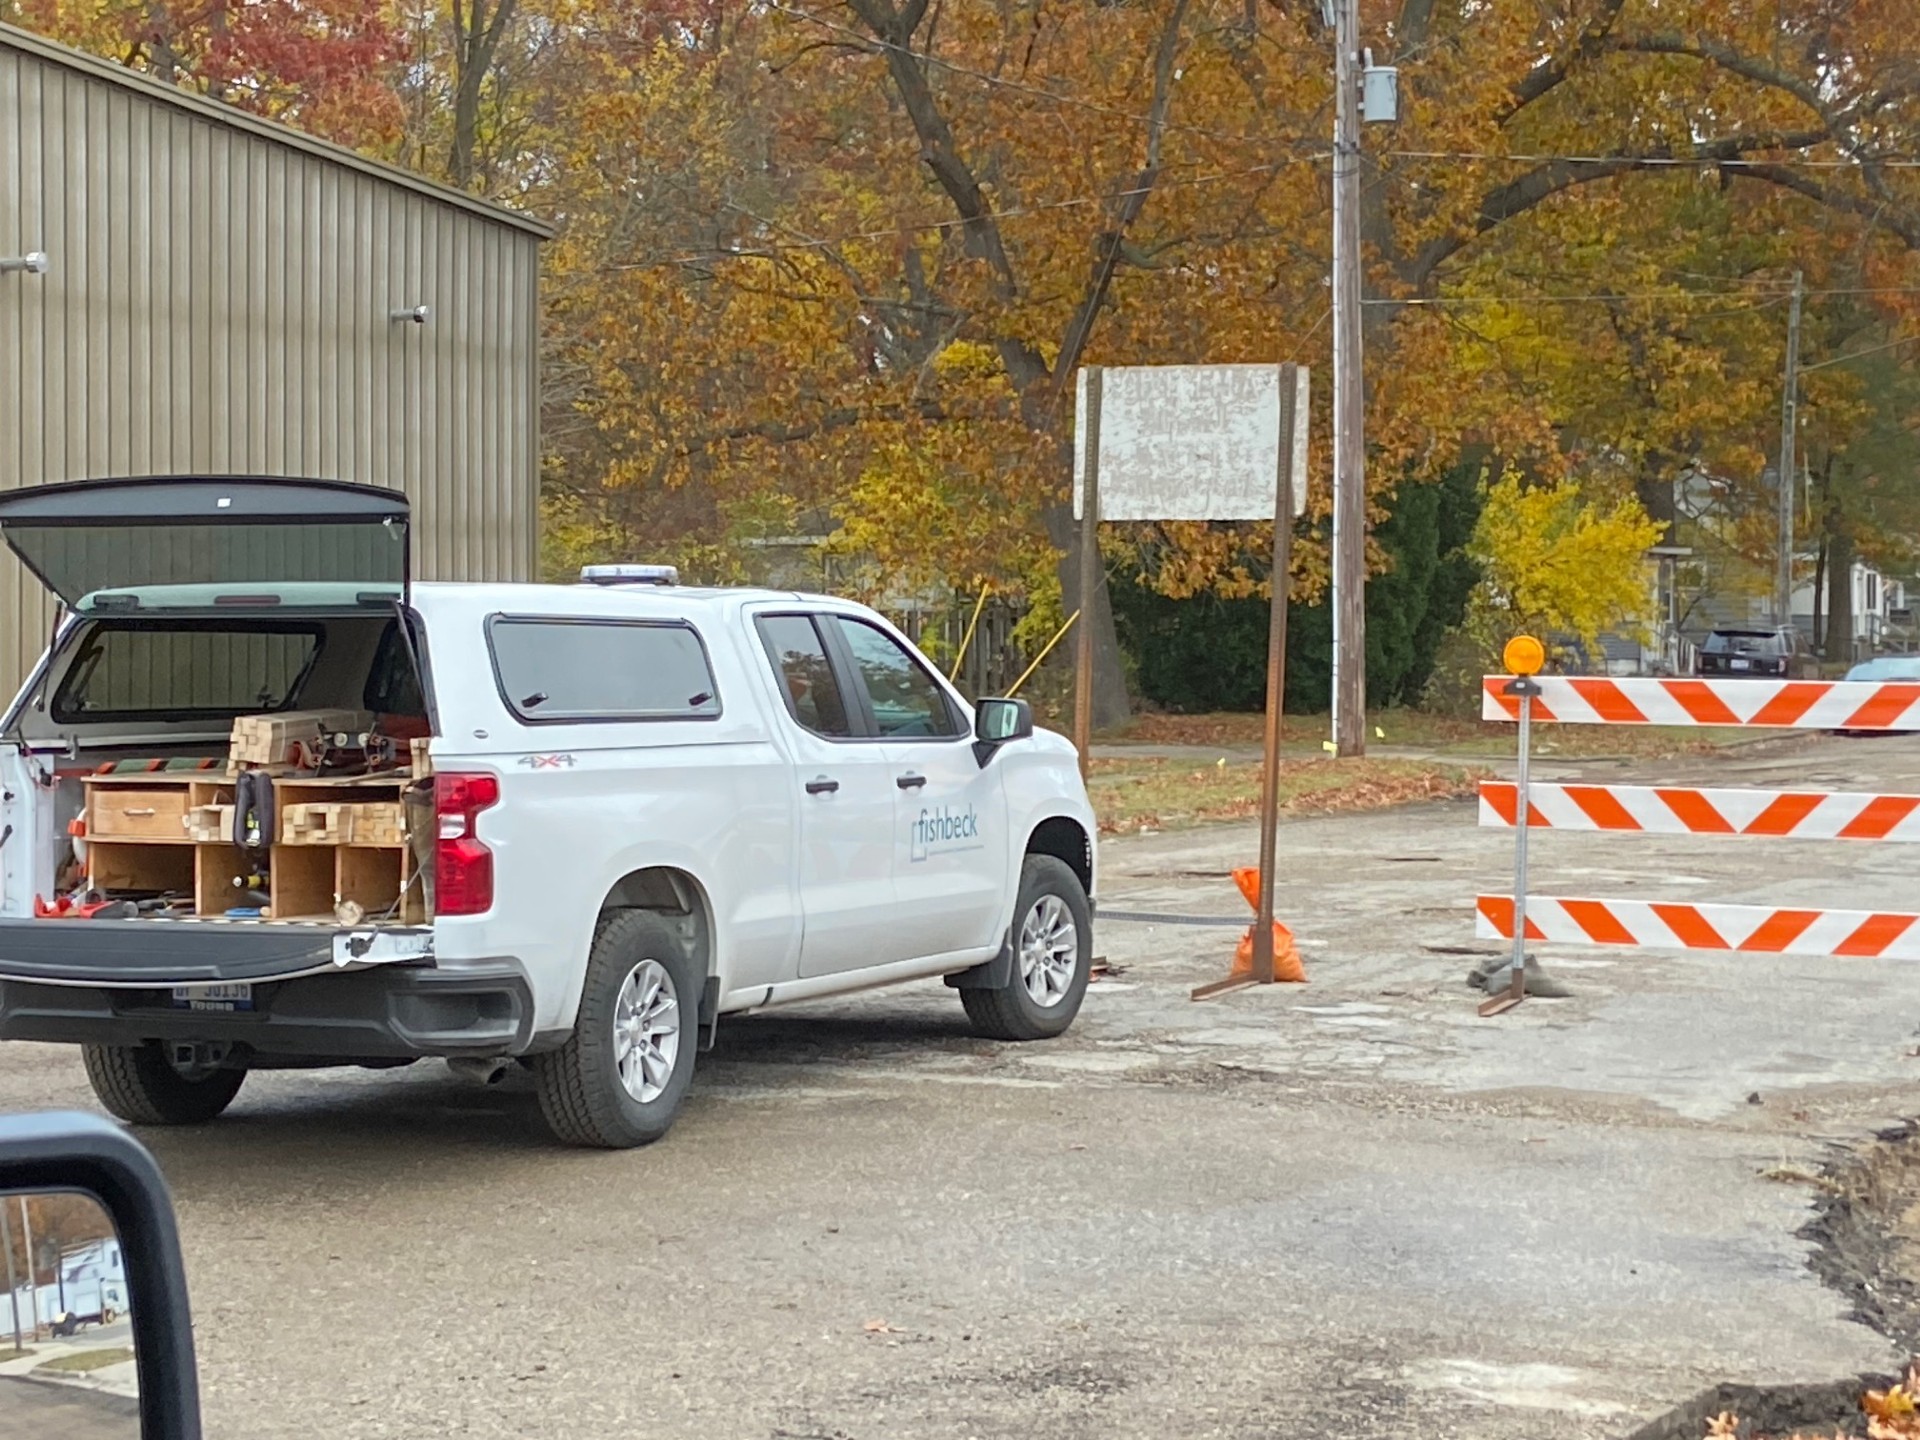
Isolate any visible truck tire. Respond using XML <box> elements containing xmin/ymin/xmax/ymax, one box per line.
<box><xmin>530</xmin><ymin>909</ymin><xmax>700</xmax><ymax>1149</ymax></box>
<box><xmin>82</xmin><ymin>1043</ymin><xmax>246</xmax><ymax>1126</ymax></box>
<box><xmin>962</xmin><ymin>855</ymin><xmax>1092</xmax><ymax>1042</ymax></box>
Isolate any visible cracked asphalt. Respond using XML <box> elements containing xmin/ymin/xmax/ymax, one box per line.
<box><xmin>5</xmin><ymin>729</ymin><xmax>1920</xmax><ymax>1438</ymax></box>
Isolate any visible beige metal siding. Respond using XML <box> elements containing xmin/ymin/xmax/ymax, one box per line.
<box><xmin>0</xmin><ymin>30</ymin><xmax>542</xmax><ymax>695</ymax></box>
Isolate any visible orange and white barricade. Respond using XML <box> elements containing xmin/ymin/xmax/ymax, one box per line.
<box><xmin>1475</xmin><ymin>664</ymin><xmax>1920</xmax><ymax>1011</ymax></box>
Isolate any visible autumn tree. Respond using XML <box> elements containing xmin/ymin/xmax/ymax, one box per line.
<box><xmin>20</xmin><ymin>0</ymin><xmax>1920</xmax><ymax>716</ymax></box>
<box><xmin>1468</xmin><ymin>468</ymin><xmax>1664</xmax><ymax>653</ymax></box>
<box><xmin>4</xmin><ymin>0</ymin><xmax>406</xmax><ymax>147</ymax></box>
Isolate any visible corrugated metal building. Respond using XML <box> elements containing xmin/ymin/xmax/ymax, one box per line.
<box><xmin>0</xmin><ymin>22</ymin><xmax>546</xmax><ymax>692</ymax></box>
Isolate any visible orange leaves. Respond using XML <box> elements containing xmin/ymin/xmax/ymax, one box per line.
<box><xmin>1865</xmin><ymin>1369</ymin><xmax>1920</xmax><ymax>1439</ymax></box>
<box><xmin>18</xmin><ymin>0</ymin><xmax>404</xmax><ymax>146</ymax></box>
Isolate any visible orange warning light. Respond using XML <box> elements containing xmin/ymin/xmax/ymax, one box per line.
<box><xmin>1503</xmin><ymin>634</ymin><xmax>1545</xmax><ymax>677</ymax></box>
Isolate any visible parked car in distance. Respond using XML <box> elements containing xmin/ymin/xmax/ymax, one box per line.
<box><xmin>1695</xmin><ymin>626</ymin><xmax>1820</xmax><ymax>679</ymax></box>
<box><xmin>1842</xmin><ymin>655</ymin><xmax>1920</xmax><ymax>683</ymax></box>
<box><xmin>1834</xmin><ymin>654</ymin><xmax>1920</xmax><ymax>736</ymax></box>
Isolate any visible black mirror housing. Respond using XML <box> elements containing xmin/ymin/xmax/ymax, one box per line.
<box><xmin>0</xmin><ymin>1112</ymin><xmax>201</xmax><ymax>1440</ymax></box>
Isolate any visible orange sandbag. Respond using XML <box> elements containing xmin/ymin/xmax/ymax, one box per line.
<box><xmin>1228</xmin><ymin>867</ymin><xmax>1305</xmax><ymax>981</ymax></box>
<box><xmin>1232</xmin><ymin>923</ymin><xmax>1306</xmax><ymax>982</ymax></box>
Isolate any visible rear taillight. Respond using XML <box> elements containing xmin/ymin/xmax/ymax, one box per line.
<box><xmin>435</xmin><ymin>773</ymin><xmax>499</xmax><ymax>916</ymax></box>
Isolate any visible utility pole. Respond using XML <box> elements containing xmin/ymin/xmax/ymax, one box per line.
<box><xmin>1330</xmin><ymin>0</ymin><xmax>1367</xmax><ymax>757</ymax></box>
<box><xmin>1776</xmin><ymin>271</ymin><xmax>1804</xmax><ymax>626</ymax></box>
<box><xmin>16</xmin><ymin>1197</ymin><xmax>35</xmax><ymax>1341</ymax></box>
<box><xmin>1</xmin><ymin>1194</ymin><xmax>19</xmax><ymax>1353</ymax></box>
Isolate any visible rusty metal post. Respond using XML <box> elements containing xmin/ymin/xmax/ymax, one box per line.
<box><xmin>1249</xmin><ymin>364</ymin><xmax>1299</xmax><ymax>986</ymax></box>
<box><xmin>1481</xmin><ymin>673</ymin><xmax>1539</xmax><ymax>1017</ymax></box>
<box><xmin>1192</xmin><ymin>366</ymin><xmax>1301</xmax><ymax>1003</ymax></box>
<box><xmin>1073</xmin><ymin>367</ymin><xmax>1103</xmax><ymax>782</ymax></box>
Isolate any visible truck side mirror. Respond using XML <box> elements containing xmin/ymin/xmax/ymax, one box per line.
<box><xmin>0</xmin><ymin>1113</ymin><xmax>201</xmax><ymax>1440</ymax></box>
<box><xmin>973</xmin><ymin>698</ymin><xmax>1033</xmax><ymax>754</ymax></box>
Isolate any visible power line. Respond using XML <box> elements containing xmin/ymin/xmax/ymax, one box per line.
<box><xmin>1802</xmin><ymin>334</ymin><xmax>1920</xmax><ymax>371</ymax></box>
<box><xmin>1385</xmin><ymin>148</ymin><xmax>1920</xmax><ymax>171</ymax></box>
<box><xmin>1373</xmin><ymin>285</ymin><xmax>1920</xmax><ymax>306</ymax></box>
<box><xmin>1287</xmin><ymin>305</ymin><xmax>1332</xmax><ymax>364</ymax></box>
<box><xmin>1371</xmin><ymin>291</ymin><xmax>1774</xmax><ymax>305</ymax></box>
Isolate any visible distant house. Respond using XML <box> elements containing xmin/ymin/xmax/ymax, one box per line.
<box><xmin>1792</xmin><ymin>564</ymin><xmax>1912</xmax><ymax>657</ymax></box>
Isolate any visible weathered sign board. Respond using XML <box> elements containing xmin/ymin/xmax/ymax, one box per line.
<box><xmin>1071</xmin><ymin>363</ymin><xmax>1309</xmax><ymax>996</ymax></box>
<box><xmin>1074</xmin><ymin>363</ymin><xmax>1309</xmax><ymax>522</ymax></box>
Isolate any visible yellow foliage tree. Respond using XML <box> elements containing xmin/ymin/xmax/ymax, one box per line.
<box><xmin>1468</xmin><ymin>470</ymin><xmax>1664</xmax><ymax>655</ymax></box>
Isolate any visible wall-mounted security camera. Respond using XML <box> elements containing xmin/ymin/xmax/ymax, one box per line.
<box><xmin>0</xmin><ymin>252</ymin><xmax>49</xmax><ymax>276</ymax></box>
<box><xmin>389</xmin><ymin>305</ymin><xmax>430</xmax><ymax>325</ymax></box>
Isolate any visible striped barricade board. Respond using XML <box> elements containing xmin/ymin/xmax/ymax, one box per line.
<box><xmin>1481</xmin><ymin>675</ymin><xmax>1920</xmax><ymax>729</ymax></box>
<box><xmin>1478</xmin><ymin>781</ymin><xmax>1920</xmax><ymax>841</ymax></box>
<box><xmin>1475</xmin><ymin>895</ymin><xmax>1920</xmax><ymax>960</ymax></box>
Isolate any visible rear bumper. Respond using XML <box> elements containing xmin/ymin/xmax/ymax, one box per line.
<box><xmin>0</xmin><ymin>961</ymin><xmax>539</xmax><ymax>1060</ymax></box>
<box><xmin>0</xmin><ymin>917</ymin><xmax>431</xmax><ymax>986</ymax></box>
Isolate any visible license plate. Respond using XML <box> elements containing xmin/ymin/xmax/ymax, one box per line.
<box><xmin>171</xmin><ymin>983</ymin><xmax>253</xmax><ymax>1012</ymax></box>
<box><xmin>1730</xmin><ymin>658</ymin><xmax>1750</xmax><ymax>671</ymax></box>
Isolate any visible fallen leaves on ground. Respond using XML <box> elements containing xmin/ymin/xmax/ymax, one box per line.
<box><xmin>1105</xmin><ymin>708</ymin><xmax>1758</xmax><ymax>762</ymax></box>
<box><xmin>1088</xmin><ymin>756</ymin><xmax>1489</xmax><ymax>836</ymax></box>
<box><xmin>1707</xmin><ymin>1359</ymin><xmax>1920</xmax><ymax>1437</ymax></box>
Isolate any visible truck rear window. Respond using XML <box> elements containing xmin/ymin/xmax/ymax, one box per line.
<box><xmin>488</xmin><ymin>618</ymin><xmax>721</xmax><ymax>722</ymax></box>
<box><xmin>51</xmin><ymin>621</ymin><xmax>322</xmax><ymax>723</ymax></box>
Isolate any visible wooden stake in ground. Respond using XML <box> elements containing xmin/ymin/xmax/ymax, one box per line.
<box><xmin>1192</xmin><ymin>362</ymin><xmax>1305</xmax><ymax>1002</ymax></box>
<box><xmin>1073</xmin><ymin>366</ymin><xmax>1103</xmax><ymax>782</ymax></box>
<box><xmin>1249</xmin><ymin>364</ymin><xmax>1301</xmax><ymax>985</ymax></box>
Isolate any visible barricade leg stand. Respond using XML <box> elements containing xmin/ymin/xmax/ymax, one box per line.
<box><xmin>1480</xmin><ymin>674</ymin><xmax>1538</xmax><ymax>1017</ymax></box>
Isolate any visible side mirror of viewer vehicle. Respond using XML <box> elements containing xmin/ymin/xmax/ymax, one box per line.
<box><xmin>0</xmin><ymin>1112</ymin><xmax>201</xmax><ymax>1440</ymax></box>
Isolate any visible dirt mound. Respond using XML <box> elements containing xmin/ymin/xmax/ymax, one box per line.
<box><xmin>1625</xmin><ymin>1123</ymin><xmax>1920</xmax><ymax>1438</ymax></box>
<box><xmin>1621</xmin><ymin>1375</ymin><xmax>1894</xmax><ymax>1439</ymax></box>
<box><xmin>1804</xmin><ymin>1123</ymin><xmax>1920</xmax><ymax>1352</ymax></box>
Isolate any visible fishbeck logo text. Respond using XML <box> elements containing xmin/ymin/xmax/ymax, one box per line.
<box><xmin>910</xmin><ymin>806</ymin><xmax>981</xmax><ymax>862</ymax></box>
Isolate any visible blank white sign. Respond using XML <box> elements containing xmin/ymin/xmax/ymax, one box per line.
<box><xmin>1074</xmin><ymin>364</ymin><xmax>1308</xmax><ymax>521</ymax></box>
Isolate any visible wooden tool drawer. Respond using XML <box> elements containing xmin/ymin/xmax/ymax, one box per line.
<box><xmin>86</xmin><ymin>785</ymin><xmax>192</xmax><ymax>842</ymax></box>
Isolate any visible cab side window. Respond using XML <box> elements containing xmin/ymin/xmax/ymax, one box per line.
<box><xmin>757</xmin><ymin>615</ymin><xmax>853</xmax><ymax>738</ymax></box>
<box><xmin>831</xmin><ymin>618</ymin><xmax>961</xmax><ymax>739</ymax></box>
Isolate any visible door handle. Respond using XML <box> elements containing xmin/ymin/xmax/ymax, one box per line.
<box><xmin>805</xmin><ymin>777</ymin><xmax>840</xmax><ymax>795</ymax></box>
<box><xmin>896</xmin><ymin>773</ymin><xmax>927</xmax><ymax>790</ymax></box>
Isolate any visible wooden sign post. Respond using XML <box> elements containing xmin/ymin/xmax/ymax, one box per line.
<box><xmin>1070</xmin><ymin>363</ymin><xmax>1309</xmax><ymax>999</ymax></box>
<box><xmin>1073</xmin><ymin>367</ymin><xmax>1104</xmax><ymax>783</ymax></box>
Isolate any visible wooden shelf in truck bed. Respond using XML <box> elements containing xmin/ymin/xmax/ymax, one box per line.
<box><xmin>78</xmin><ymin>772</ymin><xmax>424</xmax><ymax>925</ymax></box>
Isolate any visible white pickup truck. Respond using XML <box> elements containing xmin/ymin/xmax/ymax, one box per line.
<box><xmin>0</xmin><ymin>478</ymin><xmax>1098</xmax><ymax>1147</ymax></box>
